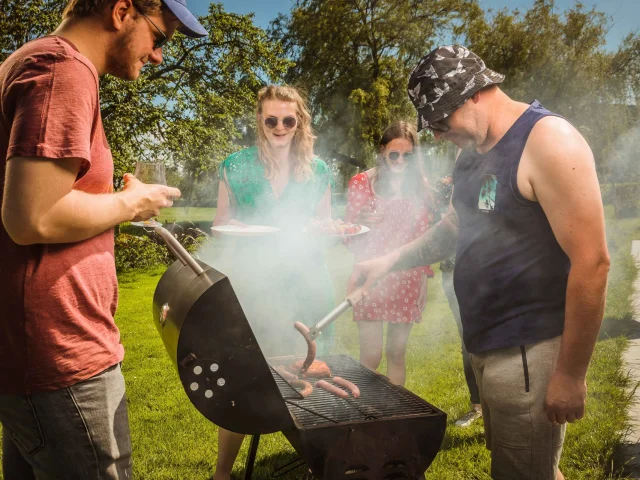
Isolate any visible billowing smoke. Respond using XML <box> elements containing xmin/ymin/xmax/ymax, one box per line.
<box><xmin>196</xmin><ymin>198</ymin><xmax>338</xmax><ymax>362</ymax></box>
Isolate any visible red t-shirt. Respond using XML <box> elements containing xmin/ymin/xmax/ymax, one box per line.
<box><xmin>0</xmin><ymin>36</ymin><xmax>123</xmax><ymax>394</ymax></box>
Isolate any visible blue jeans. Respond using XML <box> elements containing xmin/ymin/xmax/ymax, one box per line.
<box><xmin>0</xmin><ymin>363</ymin><xmax>132</xmax><ymax>479</ymax></box>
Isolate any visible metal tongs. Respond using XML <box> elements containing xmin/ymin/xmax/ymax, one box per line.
<box><xmin>307</xmin><ymin>287</ymin><xmax>366</xmax><ymax>340</ymax></box>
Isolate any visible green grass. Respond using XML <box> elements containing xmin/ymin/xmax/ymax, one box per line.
<box><xmin>1</xmin><ymin>207</ymin><xmax>638</xmax><ymax>479</ymax></box>
<box><xmin>157</xmin><ymin>207</ymin><xmax>217</xmax><ymax>223</ymax></box>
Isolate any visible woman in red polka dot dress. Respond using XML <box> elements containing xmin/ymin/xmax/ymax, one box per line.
<box><xmin>345</xmin><ymin>121</ymin><xmax>434</xmax><ymax>386</ymax></box>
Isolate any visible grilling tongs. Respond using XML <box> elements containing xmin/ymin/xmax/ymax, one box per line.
<box><xmin>307</xmin><ymin>287</ymin><xmax>367</xmax><ymax>340</ymax></box>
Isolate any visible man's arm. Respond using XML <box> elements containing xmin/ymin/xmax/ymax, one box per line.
<box><xmin>524</xmin><ymin>116</ymin><xmax>610</xmax><ymax>423</ymax></box>
<box><xmin>347</xmin><ymin>200</ymin><xmax>458</xmax><ymax>294</ymax></box>
<box><xmin>2</xmin><ymin>157</ymin><xmax>180</xmax><ymax>245</ymax></box>
<box><xmin>395</xmin><ymin>201</ymin><xmax>459</xmax><ymax>270</ymax></box>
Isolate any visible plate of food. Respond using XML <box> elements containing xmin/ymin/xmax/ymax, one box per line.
<box><xmin>211</xmin><ymin>224</ymin><xmax>280</xmax><ymax>236</ymax></box>
<box><xmin>304</xmin><ymin>218</ymin><xmax>370</xmax><ymax>237</ymax></box>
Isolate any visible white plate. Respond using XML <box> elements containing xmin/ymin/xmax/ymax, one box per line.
<box><xmin>303</xmin><ymin>225</ymin><xmax>370</xmax><ymax>238</ymax></box>
<box><xmin>131</xmin><ymin>220</ymin><xmax>163</xmax><ymax>228</ymax></box>
<box><xmin>211</xmin><ymin>225</ymin><xmax>280</xmax><ymax>236</ymax></box>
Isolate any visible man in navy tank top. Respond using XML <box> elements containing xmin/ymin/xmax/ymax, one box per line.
<box><xmin>348</xmin><ymin>45</ymin><xmax>610</xmax><ymax>480</ymax></box>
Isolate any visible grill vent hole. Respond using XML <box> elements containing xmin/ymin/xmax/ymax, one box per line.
<box><xmin>344</xmin><ymin>465</ymin><xmax>369</xmax><ymax>475</ymax></box>
<box><xmin>383</xmin><ymin>460</ymin><xmax>407</xmax><ymax>469</ymax></box>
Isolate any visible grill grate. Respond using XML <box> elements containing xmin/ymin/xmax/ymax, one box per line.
<box><xmin>269</xmin><ymin>354</ymin><xmax>438</xmax><ymax>428</ymax></box>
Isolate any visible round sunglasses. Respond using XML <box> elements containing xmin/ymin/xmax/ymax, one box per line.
<box><xmin>387</xmin><ymin>151</ymin><xmax>416</xmax><ymax>161</ymax></box>
<box><xmin>262</xmin><ymin>115</ymin><xmax>297</xmax><ymax>130</ymax></box>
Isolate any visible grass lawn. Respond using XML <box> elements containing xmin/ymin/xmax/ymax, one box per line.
<box><xmin>158</xmin><ymin>207</ymin><xmax>217</xmax><ymax>223</ymax></box>
<box><xmin>0</xmin><ymin>206</ymin><xmax>637</xmax><ymax>479</ymax></box>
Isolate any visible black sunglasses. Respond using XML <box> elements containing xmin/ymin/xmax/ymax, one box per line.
<box><xmin>387</xmin><ymin>151</ymin><xmax>415</xmax><ymax>161</ymax></box>
<box><xmin>428</xmin><ymin>117</ymin><xmax>451</xmax><ymax>133</ymax></box>
<box><xmin>138</xmin><ymin>9</ymin><xmax>169</xmax><ymax>50</ymax></box>
<box><xmin>263</xmin><ymin>116</ymin><xmax>297</xmax><ymax>130</ymax></box>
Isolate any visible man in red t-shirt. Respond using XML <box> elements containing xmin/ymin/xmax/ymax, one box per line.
<box><xmin>0</xmin><ymin>0</ymin><xmax>206</xmax><ymax>477</ymax></box>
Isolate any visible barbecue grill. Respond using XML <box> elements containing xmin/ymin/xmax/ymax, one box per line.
<box><xmin>151</xmin><ymin>227</ymin><xmax>447</xmax><ymax>479</ymax></box>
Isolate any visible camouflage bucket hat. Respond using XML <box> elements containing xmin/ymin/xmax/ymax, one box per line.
<box><xmin>408</xmin><ymin>45</ymin><xmax>505</xmax><ymax>132</ymax></box>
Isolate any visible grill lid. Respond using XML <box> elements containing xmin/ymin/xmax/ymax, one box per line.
<box><xmin>153</xmin><ymin>257</ymin><xmax>294</xmax><ymax>434</ymax></box>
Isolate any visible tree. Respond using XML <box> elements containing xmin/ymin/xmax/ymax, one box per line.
<box><xmin>1</xmin><ymin>1</ymin><xmax>292</xmax><ymax>205</ymax></box>
<box><xmin>271</xmin><ymin>0</ymin><xmax>482</xmax><ymax>177</ymax></box>
<box><xmin>459</xmin><ymin>0</ymin><xmax>640</xmax><ymax>179</ymax></box>
<box><xmin>0</xmin><ymin>0</ymin><xmax>64</xmax><ymax>58</ymax></box>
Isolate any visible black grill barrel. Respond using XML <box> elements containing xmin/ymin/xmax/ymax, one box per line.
<box><xmin>151</xmin><ymin>239</ymin><xmax>447</xmax><ymax>478</ymax></box>
<box><xmin>152</xmin><ymin>258</ymin><xmax>294</xmax><ymax>434</ymax></box>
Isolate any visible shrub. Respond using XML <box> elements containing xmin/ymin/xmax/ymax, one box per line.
<box><xmin>115</xmin><ymin>233</ymin><xmax>170</xmax><ymax>273</ymax></box>
<box><xmin>115</xmin><ymin>224</ymin><xmax>209</xmax><ymax>273</ymax></box>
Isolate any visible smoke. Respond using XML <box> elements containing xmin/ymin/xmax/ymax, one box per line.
<box><xmin>607</xmin><ymin>123</ymin><xmax>640</xmax><ymax>184</ymax></box>
<box><xmin>196</xmin><ymin>193</ymin><xmax>338</xmax><ymax>362</ymax></box>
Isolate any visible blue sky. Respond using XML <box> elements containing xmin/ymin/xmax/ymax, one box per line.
<box><xmin>189</xmin><ymin>0</ymin><xmax>638</xmax><ymax>51</ymax></box>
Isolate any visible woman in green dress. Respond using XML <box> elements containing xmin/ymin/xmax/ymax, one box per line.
<box><xmin>211</xmin><ymin>85</ymin><xmax>335</xmax><ymax>480</ymax></box>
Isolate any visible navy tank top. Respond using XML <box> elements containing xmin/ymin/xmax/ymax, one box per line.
<box><xmin>452</xmin><ymin>100</ymin><xmax>570</xmax><ymax>354</ymax></box>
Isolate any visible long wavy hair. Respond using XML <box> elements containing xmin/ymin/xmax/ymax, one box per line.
<box><xmin>372</xmin><ymin>121</ymin><xmax>429</xmax><ymax>204</ymax></box>
<box><xmin>256</xmin><ymin>85</ymin><xmax>315</xmax><ymax>182</ymax></box>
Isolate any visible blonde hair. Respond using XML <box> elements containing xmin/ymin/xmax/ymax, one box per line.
<box><xmin>256</xmin><ymin>85</ymin><xmax>315</xmax><ymax>182</ymax></box>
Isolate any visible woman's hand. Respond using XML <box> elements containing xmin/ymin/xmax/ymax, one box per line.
<box><xmin>228</xmin><ymin>218</ymin><xmax>249</xmax><ymax>228</ymax></box>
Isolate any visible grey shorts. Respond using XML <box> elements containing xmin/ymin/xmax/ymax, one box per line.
<box><xmin>0</xmin><ymin>363</ymin><xmax>132</xmax><ymax>479</ymax></box>
<box><xmin>470</xmin><ymin>335</ymin><xmax>566</xmax><ymax>480</ymax></box>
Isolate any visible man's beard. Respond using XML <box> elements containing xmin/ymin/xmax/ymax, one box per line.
<box><xmin>105</xmin><ymin>25</ymin><xmax>139</xmax><ymax>80</ymax></box>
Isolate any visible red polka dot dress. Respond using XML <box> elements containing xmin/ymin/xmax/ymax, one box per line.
<box><xmin>346</xmin><ymin>172</ymin><xmax>434</xmax><ymax>324</ymax></box>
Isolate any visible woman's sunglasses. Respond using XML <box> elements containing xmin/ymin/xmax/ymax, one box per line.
<box><xmin>262</xmin><ymin>116</ymin><xmax>297</xmax><ymax>130</ymax></box>
<box><xmin>387</xmin><ymin>151</ymin><xmax>415</xmax><ymax>161</ymax></box>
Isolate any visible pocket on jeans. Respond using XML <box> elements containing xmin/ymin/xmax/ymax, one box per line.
<box><xmin>0</xmin><ymin>396</ymin><xmax>45</xmax><ymax>455</ymax></box>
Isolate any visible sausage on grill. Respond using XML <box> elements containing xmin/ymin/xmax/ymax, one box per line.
<box><xmin>332</xmin><ymin>376</ymin><xmax>360</xmax><ymax>398</ymax></box>
<box><xmin>290</xmin><ymin>359</ymin><xmax>331</xmax><ymax>378</ymax></box>
<box><xmin>291</xmin><ymin>379</ymin><xmax>313</xmax><ymax>398</ymax></box>
<box><xmin>275</xmin><ymin>365</ymin><xmax>298</xmax><ymax>382</ymax></box>
<box><xmin>315</xmin><ymin>380</ymin><xmax>349</xmax><ymax>399</ymax></box>
<box><xmin>293</xmin><ymin>322</ymin><xmax>316</xmax><ymax>373</ymax></box>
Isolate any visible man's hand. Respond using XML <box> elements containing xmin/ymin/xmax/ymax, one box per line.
<box><xmin>121</xmin><ymin>173</ymin><xmax>181</xmax><ymax>221</ymax></box>
<box><xmin>347</xmin><ymin>251</ymin><xmax>399</xmax><ymax>295</ymax></box>
<box><xmin>544</xmin><ymin>370</ymin><xmax>586</xmax><ymax>424</ymax></box>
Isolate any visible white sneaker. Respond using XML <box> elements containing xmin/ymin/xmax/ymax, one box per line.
<box><xmin>454</xmin><ymin>408</ymin><xmax>482</xmax><ymax>427</ymax></box>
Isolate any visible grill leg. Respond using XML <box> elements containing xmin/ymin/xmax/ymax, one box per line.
<box><xmin>243</xmin><ymin>434</ymin><xmax>260</xmax><ymax>480</ymax></box>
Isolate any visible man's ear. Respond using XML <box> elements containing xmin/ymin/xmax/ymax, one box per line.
<box><xmin>110</xmin><ymin>0</ymin><xmax>135</xmax><ymax>31</ymax></box>
<box><xmin>471</xmin><ymin>91</ymin><xmax>481</xmax><ymax>104</ymax></box>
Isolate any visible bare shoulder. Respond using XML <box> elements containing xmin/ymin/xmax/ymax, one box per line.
<box><xmin>519</xmin><ymin>116</ymin><xmax>594</xmax><ymax>201</ymax></box>
<box><xmin>527</xmin><ymin>116</ymin><xmax>593</xmax><ymax>164</ymax></box>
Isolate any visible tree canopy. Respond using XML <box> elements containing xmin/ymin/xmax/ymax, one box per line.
<box><xmin>273</xmin><ymin>0</ymin><xmax>639</xmax><ymax>182</ymax></box>
<box><xmin>1</xmin><ymin>0</ymin><xmax>639</xmax><ymax>197</ymax></box>
<box><xmin>270</xmin><ymin>0</ymin><xmax>482</xmax><ymax>167</ymax></box>
<box><xmin>462</xmin><ymin>0</ymin><xmax>640</xmax><ymax>180</ymax></box>
<box><xmin>1</xmin><ymin>1</ymin><xmax>291</xmax><ymax>203</ymax></box>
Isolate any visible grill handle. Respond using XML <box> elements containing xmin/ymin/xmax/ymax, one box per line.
<box><xmin>154</xmin><ymin>226</ymin><xmax>204</xmax><ymax>275</ymax></box>
<box><xmin>308</xmin><ymin>287</ymin><xmax>365</xmax><ymax>340</ymax></box>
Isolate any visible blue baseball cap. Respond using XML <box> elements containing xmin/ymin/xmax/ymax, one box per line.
<box><xmin>163</xmin><ymin>0</ymin><xmax>207</xmax><ymax>38</ymax></box>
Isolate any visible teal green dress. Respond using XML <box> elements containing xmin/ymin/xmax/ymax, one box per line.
<box><xmin>214</xmin><ymin>147</ymin><xmax>335</xmax><ymax>357</ymax></box>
